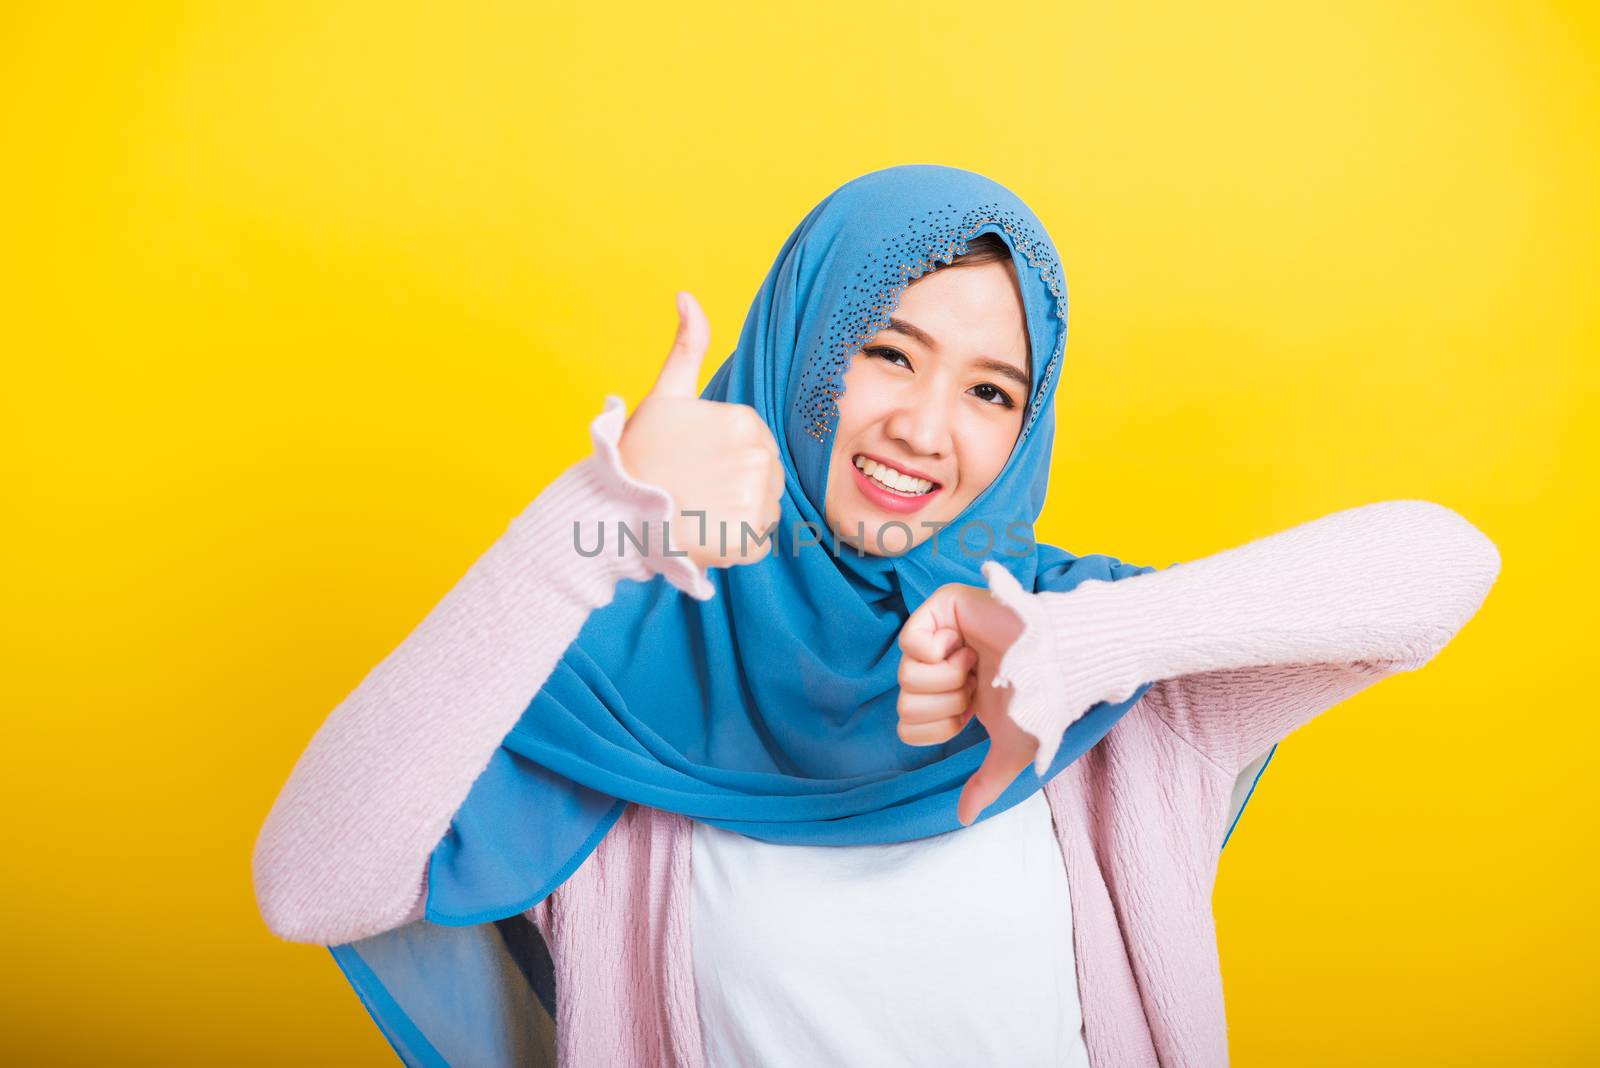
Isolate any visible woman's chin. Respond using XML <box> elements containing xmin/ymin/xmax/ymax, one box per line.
<box><xmin>829</xmin><ymin>516</ymin><xmax>934</xmax><ymax>557</ymax></box>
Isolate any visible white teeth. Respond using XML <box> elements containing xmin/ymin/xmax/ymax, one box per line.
<box><xmin>853</xmin><ymin>456</ymin><xmax>934</xmax><ymax>496</ymax></box>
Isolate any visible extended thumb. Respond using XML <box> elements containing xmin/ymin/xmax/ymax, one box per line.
<box><xmin>650</xmin><ymin>291</ymin><xmax>710</xmax><ymax>400</ymax></box>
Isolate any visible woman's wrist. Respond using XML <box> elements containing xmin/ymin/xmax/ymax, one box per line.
<box><xmin>575</xmin><ymin>393</ymin><xmax>716</xmax><ymax>601</ymax></box>
<box><xmin>982</xmin><ymin>562</ymin><xmax>1158</xmax><ymax>775</ymax></box>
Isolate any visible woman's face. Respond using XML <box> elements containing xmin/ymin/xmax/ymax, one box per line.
<box><xmin>824</xmin><ymin>257</ymin><xmax>1030</xmax><ymax>554</ymax></box>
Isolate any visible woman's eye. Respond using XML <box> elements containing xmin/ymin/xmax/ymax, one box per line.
<box><xmin>864</xmin><ymin>345</ymin><xmax>911</xmax><ymax>369</ymax></box>
<box><xmin>866</xmin><ymin>346</ymin><xmax>1015</xmax><ymax>408</ymax></box>
<box><xmin>970</xmin><ymin>383</ymin><xmax>1016</xmax><ymax>409</ymax></box>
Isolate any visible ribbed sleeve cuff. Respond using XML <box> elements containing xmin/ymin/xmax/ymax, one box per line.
<box><xmin>497</xmin><ymin>397</ymin><xmax>717</xmax><ymax>610</ymax></box>
<box><xmin>585</xmin><ymin>394</ymin><xmax>716</xmax><ymax>601</ymax></box>
<box><xmin>510</xmin><ymin>394</ymin><xmax>716</xmax><ymax>607</ymax></box>
<box><xmin>981</xmin><ymin>560</ymin><xmax>1154</xmax><ymax>778</ymax></box>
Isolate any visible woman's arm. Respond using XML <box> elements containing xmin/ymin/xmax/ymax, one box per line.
<box><xmin>986</xmin><ymin>499</ymin><xmax>1502</xmax><ymax>777</ymax></box>
<box><xmin>252</xmin><ymin>395</ymin><xmax>713</xmax><ymax>946</ymax></box>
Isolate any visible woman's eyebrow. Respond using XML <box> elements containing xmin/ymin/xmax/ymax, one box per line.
<box><xmin>973</xmin><ymin>357</ymin><xmax>1030</xmax><ymax>390</ymax></box>
<box><xmin>886</xmin><ymin>316</ymin><xmax>940</xmax><ymax>349</ymax></box>
<box><xmin>886</xmin><ymin>316</ymin><xmax>1029</xmax><ymax>390</ymax></box>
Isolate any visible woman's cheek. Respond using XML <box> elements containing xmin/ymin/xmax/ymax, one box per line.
<box><xmin>846</xmin><ymin>366</ymin><xmax>897</xmax><ymax>414</ymax></box>
<box><xmin>954</xmin><ymin>417</ymin><xmax>1016</xmax><ymax>504</ymax></box>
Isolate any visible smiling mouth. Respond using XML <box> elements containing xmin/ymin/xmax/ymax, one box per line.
<box><xmin>852</xmin><ymin>454</ymin><xmax>941</xmax><ymax>497</ymax></box>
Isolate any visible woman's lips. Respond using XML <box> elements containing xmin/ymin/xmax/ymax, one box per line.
<box><xmin>849</xmin><ymin>460</ymin><xmax>941</xmax><ymax>516</ymax></box>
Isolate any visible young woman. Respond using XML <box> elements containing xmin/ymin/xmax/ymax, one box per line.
<box><xmin>253</xmin><ymin>165</ymin><xmax>1501</xmax><ymax>1067</ymax></box>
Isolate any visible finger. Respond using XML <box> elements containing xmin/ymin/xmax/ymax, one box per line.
<box><xmin>898</xmin><ymin>712</ymin><xmax>972</xmax><ymax>746</ymax></box>
<box><xmin>897</xmin><ymin>680</ymin><xmax>975</xmax><ymax>724</ymax></box>
<box><xmin>898</xmin><ymin>646</ymin><xmax>976</xmax><ymax>694</ymax></box>
<box><xmin>764</xmin><ymin>452</ymin><xmax>785</xmax><ymax>509</ymax></box>
<box><xmin>759</xmin><ymin>421</ymin><xmax>782</xmax><ymax>460</ymax></box>
<box><xmin>957</xmin><ymin>743</ymin><xmax>1033</xmax><ymax>826</ymax></box>
<box><xmin>649</xmin><ymin>291</ymin><xmax>710</xmax><ymax>400</ymax></box>
<box><xmin>899</xmin><ymin>592</ymin><xmax>962</xmax><ymax>663</ymax></box>
<box><xmin>752</xmin><ymin>455</ymin><xmax>783</xmax><ymax>535</ymax></box>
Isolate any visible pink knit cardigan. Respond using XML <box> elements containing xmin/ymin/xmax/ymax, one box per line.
<box><xmin>253</xmin><ymin>395</ymin><xmax>1502</xmax><ymax>1067</ymax></box>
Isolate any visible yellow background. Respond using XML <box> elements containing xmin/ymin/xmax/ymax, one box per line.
<box><xmin>3</xmin><ymin>2</ymin><xmax>1594</xmax><ymax>1064</ymax></box>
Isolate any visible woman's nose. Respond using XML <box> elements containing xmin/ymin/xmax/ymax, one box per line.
<box><xmin>883</xmin><ymin>387</ymin><xmax>953</xmax><ymax>459</ymax></box>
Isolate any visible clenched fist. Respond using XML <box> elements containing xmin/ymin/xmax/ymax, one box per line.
<box><xmin>618</xmin><ymin>292</ymin><xmax>786</xmax><ymax>573</ymax></box>
<box><xmin>896</xmin><ymin>582</ymin><xmax>1034</xmax><ymax>826</ymax></box>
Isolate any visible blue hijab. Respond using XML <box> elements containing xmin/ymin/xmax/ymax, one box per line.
<box><xmin>330</xmin><ymin>164</ymin><xmax>1276</xmax><ymax>1064</ymax></box>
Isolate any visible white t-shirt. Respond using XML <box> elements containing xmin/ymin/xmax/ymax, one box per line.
<box><xmin>690</xmin><ymin>788</ymin><xmax>1089</xmax><ymax>1067</ymax></box>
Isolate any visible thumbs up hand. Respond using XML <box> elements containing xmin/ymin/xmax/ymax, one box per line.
<box><xmin>896</xmin><ymin>583</ymin><xmax>1035</xmax><ymax>826</ymax></box>
<box><xmin>618</xmin><ymin>292</ymin><xmax>786</xmax><ymax>572</ymax></box>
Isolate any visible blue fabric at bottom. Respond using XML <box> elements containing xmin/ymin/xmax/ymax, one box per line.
<box><xmin>332</xmin><ymin>919</ymin><xmax>556</xmax><ymax>1067</ymax></box>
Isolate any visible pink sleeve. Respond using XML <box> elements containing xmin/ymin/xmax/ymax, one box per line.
<box><xmin>983</xmin><ymin>499</ymin><xmax>1502</xmax><ymax>777</ymax></box>
<box><xmin>251</xmin><ymin>394</ymin><xmax>713</xmax><ymax>945</ymax></box>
